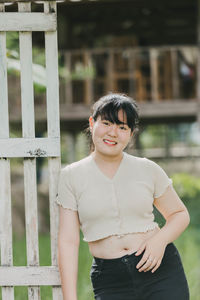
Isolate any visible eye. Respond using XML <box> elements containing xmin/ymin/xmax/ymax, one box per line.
<box><xmin>102</xmin><ymin>121</ymin><xmax>110</xmax><ymax>125</ymax></box>
<box><xmin>119</xmin><ymin>125</ymin><xmax>128</xmax><ymax>130</ymax></box>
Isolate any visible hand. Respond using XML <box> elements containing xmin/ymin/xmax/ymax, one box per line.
<box><xmin>135</xmin><ymin>235</ymin><xmax>167</xmax><ymax>273</ymax></box>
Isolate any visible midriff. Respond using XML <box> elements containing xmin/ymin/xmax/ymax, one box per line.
<box><xmin>88</xmin><ymin>226</ymin><xmax>161</xmax><ymax>259</ymax></box>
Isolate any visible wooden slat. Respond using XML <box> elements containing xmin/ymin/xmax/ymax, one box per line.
<box><xmin>0</xmin><ymin>6</ymin><xmax>9</xmax><ymax>138</ymax></box>
<box><xmin>138</xmin><ymin>100</ymin><xmax>198</xmax><ymax>117</ymax></box>
<box><xmin>83</xmin><ymin>50</ymin><xmax>94</xmax><ymax>105</ymax></box>
<box><xmin>171</xmin><ymin>49</ymin><xmax>179</xmax><ymax>99</ymax></box>
<box><xmin>66</xmin><ymin>45</ymin><xmax>197</xmax><ymax>56</ymax></box>
<box><xmin>128</xmin><ymin>50</ymin><xmax>135</xmax><ymax>99</ymax></box>
<box><xmin>133</xmin><ymin>146</ymin><xmax>200</xmax><ymax>159</ymax></box>
<box><xmin>64</xmin><ymin>51</ymin><xmax>73</xmax><ymax>105</ymax></box>
<box><xmin>0</xmin><ymin>3</ymin><xmax>14</xmax><ymax>300</ymax></box>
<box><xmin>44</xmin><ymin>2</ymin><xmax>62</xmax><ymax>300</ymax></box>
<box><xmin>0</xmin><ymin>12</ymin><xmax>56</xmax><ymax>31</ymax></box>
<box><xmin>106</xmin><ymin>49</ymin><xmax>114</xmax><ymax>91</ymax></box>
<box><xmin>0</xmin><ymin>160</ymin><xmax>14</xmax><ymax>300</ymax></box>
<box><xmin>150</xmin><ymin>48</ymin><xmax>159</xmax><ymax>101</ymax></box>
<box><xmin>0</xmin><ymin>137</ymin><xmax>60</xmax><ymax>157</ymax></box>
<box><xmin>0</xmin><ymin>266</ymin><xmax>61</xmax><ymax>286</ymax></box>
<box><xmin>18</xmin><ymin>2</ymin><xmax>41</xmax><ymax>300</ymax></box>
<box><xmin>44</xmin><ymin>2</ymin><xmax>60</xmax><ymax>138</ymax></box>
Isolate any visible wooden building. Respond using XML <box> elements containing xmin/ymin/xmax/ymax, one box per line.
<box><xmin>4</xmin><ymin>0</ymin><xmax>200</xmax><ymax>145</ymax></box>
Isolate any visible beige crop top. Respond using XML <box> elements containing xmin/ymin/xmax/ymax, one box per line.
<box><xmin>56</xmin><ymin>151</ymin><xmax>173</xmax><ymax>242</ymax></box>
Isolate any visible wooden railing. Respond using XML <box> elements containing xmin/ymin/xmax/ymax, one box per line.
<box><xmin>8</xmin><ymin>45</ymin><xmax>198</xmax><ymax>117</ymax></box>
<box><xmin>59</xmin><ymin>46</ymin><xmax>198</xmax><ymax>105</ymax></box>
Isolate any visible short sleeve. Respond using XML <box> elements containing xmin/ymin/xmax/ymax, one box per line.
<box><xmin>149</xmin><ymin>160</ymin><xmax>173</xmax><ymax>198</ymax></box>
<box><xmin>56</xmin><ymin>166</ymin><xmax>78</xmax><ymax>211</ymax></box>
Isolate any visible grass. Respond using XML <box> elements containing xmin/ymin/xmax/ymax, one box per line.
<box><xmin>0</xmin><ymin>227</ymin><xmax>199</xmax><ymax>300</ymax></box>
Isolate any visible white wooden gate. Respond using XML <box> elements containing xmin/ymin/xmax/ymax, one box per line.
<box><xmin>0</xmin><ymin>1</ymin><xmax>62</xmax><ymax>299</ymax></box>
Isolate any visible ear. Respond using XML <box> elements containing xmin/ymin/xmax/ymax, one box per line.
<box><xmin>89</xmin><ymin>116</ymin><xmax>94</xmax><ymax>131</ymax></box>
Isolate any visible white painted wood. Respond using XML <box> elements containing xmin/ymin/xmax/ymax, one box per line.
<box><xmin>44</xmin><ymin>3</ymin><xmax>62</xmax><ymax>299</ymax></box>
<box><xmin>18</xmin><ymin>2</ymin><xmax>40</xmax><ymax>299</ymax></box>
<box><xmin>19</xmin><ymin>2</ymin><xmax>35</xmax><ymax>138</ymax></box>
<box><xmin>0</xmin><ymin>6</ymin><xmax>9</xmax><ymax>138</ymax></box>
<box><xmin>0</xmin><ymin>160</ymin><xmax>14</xmax><ymax>300</ymax></box>
<box><xmin>44</xmin><ymin>1</ymin><xmax>60</xmax><ymax>138</ymax></box>
<box><xmin>0</xmin><ymin>3</ymin><xmax>14</xmax><ymax>299</ymax></box>
<box><xmin>0</xmin><ymin>1</ymin><xmax>62</xmax><ymax>296</ymax></box>
<box><xmin>0</xmin><ymin>12</ymin><xmax>56</xmax><ymax>31</ymax></box>
<box><xmin>0</xmin><ymin>266</ymin><xmax>61</xmax><ymax>286</ymax></box>
<box><xmin>48</xmin><ymin>157</ymin><xmax>61</xmax><ymax>266</ymax></box>
<box><xmin>0</xmin><ymin>137</ymin><xmax>60</xmax><ymax>157</ymax></box>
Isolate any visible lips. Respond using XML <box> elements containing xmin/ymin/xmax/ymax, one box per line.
<box><xmin>103</xmin><ymin>139</ymin><xmax>117</xmax><ymax>145</ymax></box>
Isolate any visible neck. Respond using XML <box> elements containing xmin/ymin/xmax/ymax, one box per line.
<box><xmin>92</xmin><ymin>150</ymin><xmax>124</xmax><ymax>164</ymax></box>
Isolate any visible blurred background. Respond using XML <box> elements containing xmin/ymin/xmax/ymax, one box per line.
<box><xmin>2</xmin><ymin>0</ymin><xmax>200</xmax><ymax>299</ymax></box>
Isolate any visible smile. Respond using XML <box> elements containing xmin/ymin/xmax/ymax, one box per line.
<box><xmin>103</xmin><ymin>139</ymin><xmax>117</xmax><ymax>145</ymax></box>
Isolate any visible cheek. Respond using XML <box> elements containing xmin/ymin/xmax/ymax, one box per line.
<box><xmin>119</xmin><ymin>132</ymin><xmax>131</xmax><ymax>142</ymax></box>
<box><xmin>93</xmin><ymin>125</ymin><xmax>106</xmax><ymax>138</ymax></box>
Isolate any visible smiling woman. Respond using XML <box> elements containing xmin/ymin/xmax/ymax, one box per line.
<box><xmin>56</xmin><ymin>93</ymin><xmax>190</xmax><ymax>300</ymax></box>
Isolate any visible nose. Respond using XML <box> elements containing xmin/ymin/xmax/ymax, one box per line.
<box><xmin>108</xmin><ymin>124</ymin><xmax>118</xmax><ymax>136</ymax></box>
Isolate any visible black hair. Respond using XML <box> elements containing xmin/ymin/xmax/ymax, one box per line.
<box><xmin>84</xmin><ymin>93</ymin><xmax>140</xmax><ymax>152</ymax></box>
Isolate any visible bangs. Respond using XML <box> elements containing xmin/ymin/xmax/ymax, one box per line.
<box><xmin>98</xmin><ymin>105</ymin><xmax>128</xmax><ymax>125</ymax></box>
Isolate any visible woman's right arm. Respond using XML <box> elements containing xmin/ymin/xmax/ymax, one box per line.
<box><xmin>57</xmin><ymin>206</ymin><xmax>80</xmax><ymax>300</ymax></box>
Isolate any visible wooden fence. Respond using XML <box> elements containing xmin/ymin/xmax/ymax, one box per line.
<box><xmin>0</xmin><ymin>1</ymin><xmax>62</xmax><ymax>299</ymax></box>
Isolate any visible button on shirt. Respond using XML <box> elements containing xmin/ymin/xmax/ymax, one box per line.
<box><xmin>56</xmin><ymin>151</ymin><xmax>173</xmax><ymax>242</ymax></box>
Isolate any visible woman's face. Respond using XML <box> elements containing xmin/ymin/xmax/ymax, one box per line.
<box><xmin>89</xmin><ymin>109</ymin><xmax>133</xmax><ymax>156</ymax></box>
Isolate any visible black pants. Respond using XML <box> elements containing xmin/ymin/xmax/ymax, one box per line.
<box><xmin>90</xmin><ymin>242</ymin><xmax>189</xmax><ymax>300</ymax></box>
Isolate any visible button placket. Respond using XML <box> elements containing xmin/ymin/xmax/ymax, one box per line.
<box><xmin>111</xmin><ymin>183</ymin><xmax>125</xmax><ymax>237</ymax></box>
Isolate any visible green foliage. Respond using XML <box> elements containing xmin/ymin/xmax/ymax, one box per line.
<box><xmin>140</xmin><ymin>123</ymin><xmax>200</xmax><ymax>148</ymax></box>
<box><xmin>175</xmin><ymin>228</ymin><xmax>200</xmax><ymax>300</ymax></box>
<box><xmin>154</xmin><ymin>173</ymin><xmax>200</xmax><ymax>228</ymax></box>
<box><xmin>172</xmin><ymin>173</ymin><xmax>200</xmax><ymax>227</ymax></box>
<box><xmin>60</xmin><ymin>62</ymin><xmax>96</xmax><ymax>82</ymax></box>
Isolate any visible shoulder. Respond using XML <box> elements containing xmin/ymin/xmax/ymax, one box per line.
<box><xmin>124</xmin><ymin>153</ymin><xmax>164</xmax><ymax>173</ymax></box>
<box><xmin>125</xmin><ymin>152</ymin><xmax>149</xmax><ymax>166</ymax></box>
<box><xmin>60</xmin><ymin>155</ymin><xmax>91</xmax><ymax>177</ymax></box>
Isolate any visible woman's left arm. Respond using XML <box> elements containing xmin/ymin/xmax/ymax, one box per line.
<box><xmin>135</xmin><ymin>185</ymin><xmax>190</xmax><ymax>273</ymax></box>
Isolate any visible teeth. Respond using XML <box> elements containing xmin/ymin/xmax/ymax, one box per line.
<box><xmin>104</xmin><ymin>139</ymin><xmax>116</xmax><ymax>145</ymax></box>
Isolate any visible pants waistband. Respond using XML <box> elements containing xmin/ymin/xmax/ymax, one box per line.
<box><xmin>93</xmin><ymin>250</ymin><xmax>138</xmax><ymax>265</ymax></box>
<box><xmin>92</xmin><ymin>242</ymin><xmax>175</xmax><ymax>266</ymax></box>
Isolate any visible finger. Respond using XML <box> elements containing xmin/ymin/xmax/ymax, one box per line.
<box><xmin>144</xmin><ymin>259</ymin><xmax>157</xmax><ymax>272</ymax></box>
<box><xmin>136</xmin><ymin>254</ymin><xmax>149</xmax><ymax>269</ymax></box>
<box><xmin>138</xmin><ymin>258</ymin><xmax>153</xmax><ymax>272</ymax></box>
<box><xmin>151</xmin><ymin>259</ymin><xmax>162</xmax><ymax>273</ymax></box>
<box><xmin>135</xmin><ymin>243</ymin><xmax>146</xmax><ymax>256</ymax></box>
